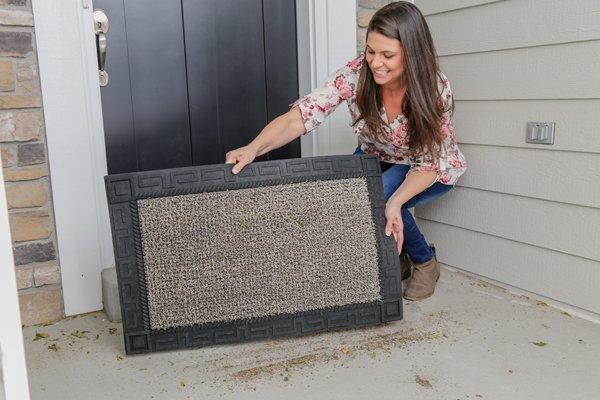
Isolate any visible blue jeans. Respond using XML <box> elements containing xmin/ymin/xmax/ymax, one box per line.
<box><xmin>354</xmin><ymin>147</ymin><xmax>453</xmax><ymax>264</ymax></box>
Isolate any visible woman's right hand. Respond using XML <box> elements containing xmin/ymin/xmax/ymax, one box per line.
<box><xmin>224</xmin><ymin>107</ymin><xmax>305</xmax><ymax>174</ymax></box>
<box><xmin>225</xmin><ymin>144</ymin><xmax>258</xmax><ymax>174</ymax></box>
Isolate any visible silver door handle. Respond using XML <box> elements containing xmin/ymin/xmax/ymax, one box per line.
<box><xmin>93</xmin><ymin>9</ymin><xmax>109</xmax><ymax>86</ymax></box>
<box><xmin>97</xmin><ymin>32</ymin><xmax>107</xmax><ymax>71</ymax></box>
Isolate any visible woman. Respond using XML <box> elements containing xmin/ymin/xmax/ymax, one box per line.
<box><xmin>225</xmin><ymin>1</ymin><xmax>467</xmax><ymax>301</ymax></box>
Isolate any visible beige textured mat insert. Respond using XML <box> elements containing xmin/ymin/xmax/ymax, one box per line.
<box><xmin>137</xmin><ymin>178</ymin><xmax>381</xmax><ymax>330</ymax></box>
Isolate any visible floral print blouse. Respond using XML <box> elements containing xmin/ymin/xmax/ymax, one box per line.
<box><xmin>291</xmin><ymin>54</ymin><xmax>467</xmax><ymax>185</ymax></box>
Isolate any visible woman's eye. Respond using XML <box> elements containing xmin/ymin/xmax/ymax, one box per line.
<box><xmin>384</xmin><ymin>54</ymin><xmax>393</xmax><ymax>59</ymax></box>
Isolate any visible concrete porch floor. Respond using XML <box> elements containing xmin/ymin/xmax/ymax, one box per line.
<box><xmin>22</xmin><ymin>267</ymin><xmax>600</xmax><ymax>400</ymax></box>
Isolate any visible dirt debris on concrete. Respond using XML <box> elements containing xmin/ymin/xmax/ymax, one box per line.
<box><xmin>229</xmin><ymin>324</ymin><xmax>448</xmax><ymax>382</ymax></box>
<box><xmin>414</xmin><ymin>374</ymin><xmax>432</xmax><ymax>388</ymax></box>
<box><xmin>47</xmin><ymin>343</ymin><xmax>59</xmax><ymax>352</ymax></box>
<box><xmin>231</xmin><ymin>354</ymin><xmax>319</xmax><ymax>380</ymax></box>
<box><xmin>33</xmin><ymin>332</ymin><xmax>49</xmax><ymax>341</ymax></box>
<box><xmin>70</xmin><ymin>330</ymin><xmax>89</xmax><ymax>339</ymax></box>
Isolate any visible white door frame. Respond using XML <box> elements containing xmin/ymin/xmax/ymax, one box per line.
<box><xmin>297</xmin><ymin>0</ymin><xmax>358</xmax><ymax>157</ymax></box>
<box><xmin>32</xmin><ymin>0</ymin><xmax>113</xmax><ymax>315</ymax></box>
<box><xmin>32</xmin><ymin>0</ymin><xmax>357</xmax><ymax>315</ymax></box>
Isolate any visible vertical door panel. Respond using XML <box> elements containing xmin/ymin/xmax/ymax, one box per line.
<box><xmin>263</xmin><ymin>0</ymin><xmax>300</xmax><ymax>160</ymax></box>
<box><xmin>183</xmin><ymin>0</ymin><xmax>268</xmax><ymax>165</ymax></box>
<box><xmin>96</xmin><ymin>0</ymin><xmax>137</xmax><ymax>174</ymax></box>
<box><xmin>124</xmin><ymin>0</ymin><xmax>191</xmax><ymax>171</ymax></box>
<box><xmin>180</xmin><ymin>0</ymin><xmax>220</xmax><ymax>164</ymax></box>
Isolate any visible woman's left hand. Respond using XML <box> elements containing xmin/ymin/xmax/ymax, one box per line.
<box><xmin>384</xmin><ymin>202</ymin><xmax>404</xmax><ymax>254</ymax></box>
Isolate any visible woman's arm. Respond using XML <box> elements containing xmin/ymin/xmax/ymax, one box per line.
<box><xmin>384</xmin><ymin>170</ymin><xmax>436</xmax><ymax>253</ymax></box>
<box><xmin>249</xmin><ymin>107</ymin><xmax>306</xmax><ymax>157</ymax></box>
<box><xmin>387</xmin><ymin>170</ymin><xmax>437</xmax><ymax>208</ymax></box>
<box><xmin>226</xmin><ymin>55</ymin><xmax>363</xmax><ymax>174</ymax></box>
<box><xmin>225</xmin><ymin>106</ymin><xmax>306</xmax><ymax>174</ymax></box>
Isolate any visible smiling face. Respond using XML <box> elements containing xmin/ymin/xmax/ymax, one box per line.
<box><xmin>365</xmin><ymin>31</ymin><xmax>405</xmax><ymax>89</ymax></box>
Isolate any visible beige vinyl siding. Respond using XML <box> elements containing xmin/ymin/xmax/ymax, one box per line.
<box><xmin>419</xmin><ymin>221</ymin><xmax>600</xmax><ymax>314</ymax></box>
<box><xmin>459</xmin><ymin>145</ymin><xmax>599</xmax><ymax>208</ymax></box>
<box><xmin>442</xmin><ymin>41</ymin><xmax>600</xmax><ymax>100</ymax></box>
<box><xmin>419</xmin><ymin>187</ymin><xmax>600</xmax><ymax>261</ymax></box>
<box><xmin>426</xmin><ymin>0</ymin><xmax>600</xmax><ymax>55</ymax></box>
<box><xmin>416</xmin><ymin>0</ymin><xmax>502</xmax><ymax>16</ymax></box>
<box><xmin>454</xmin><ymin>100</ymin><xmax>600</xmax><ymax>153</ymax></box>
<box><xmin>414</xmin><ymin>0</ymin><xmax>600</xmax><ymax>314</ymax></box>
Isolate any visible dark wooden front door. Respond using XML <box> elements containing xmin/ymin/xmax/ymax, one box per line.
<box><xmin>96</xmin><ymin>0</ymin><xmax>300</xmax><ymax>174</ymax></box>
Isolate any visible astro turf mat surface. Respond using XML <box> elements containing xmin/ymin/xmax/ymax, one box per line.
<box><xmin>105</xmin><ymin>155</ymin><xmax>402</xmax><ymax>354</ymax></box>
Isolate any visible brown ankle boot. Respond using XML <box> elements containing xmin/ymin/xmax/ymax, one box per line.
<box><xmin>400</xmin><ymin>252</ymin><xmax>412</xmax><ymax>281</ymax></box>
<box><xmin>403</xmin><ymin>254</ymin><xmax>440</xmax><ymax>301</ymax></box>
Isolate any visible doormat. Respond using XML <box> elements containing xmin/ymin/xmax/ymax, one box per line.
<box><xmin>105</xmin><ymin>155</ymin><xmax>402</xmax><ymax>354</ymax></box>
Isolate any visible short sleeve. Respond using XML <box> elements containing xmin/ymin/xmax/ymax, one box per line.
<box><xmin>291</xmin><ymin>54</ymin><xmax>363</xmax><ymax>133</ymax></box>
<box><xmin>408</xmin><ymin>150</ymin><xmax>439</xmax><ymax>173</ymax></box>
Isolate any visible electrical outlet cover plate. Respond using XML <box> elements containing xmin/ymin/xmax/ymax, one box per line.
<box><xmin>526</xmin><ymin>122</ymin><xmax>555</xmax><ymax>144</ymax></box>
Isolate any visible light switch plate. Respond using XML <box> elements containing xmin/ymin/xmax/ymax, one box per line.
<box><xmin>526</xmin><ymin>122</ymin><xmax>555</xmax><ymax>145</ymax></box>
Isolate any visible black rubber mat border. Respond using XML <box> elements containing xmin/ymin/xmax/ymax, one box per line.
<box><xmin>105</xmin><ymin>155</ymin><xmax>402</xmax><ymax>354</ymax></box>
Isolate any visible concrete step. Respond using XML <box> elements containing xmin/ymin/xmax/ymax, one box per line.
<box><xmin>101</xmin><ymin>267</ymin><xmax>121</xmax><ymax>323</ymax></box>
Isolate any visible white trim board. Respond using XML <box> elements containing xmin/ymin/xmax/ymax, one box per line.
<box><xmin>297</xmin><ymin>0</ymin><xmax>358</xmax><ymax>157</ymax></box>
<box><xmin>32</xmin><ymin>0</ymin><xmax>114</xmax><ymax>315</ymax></box>
<box><xmin>33</xmin><ymin>0</ymin><xmax>357</xmax><ymax>315</ymax></box>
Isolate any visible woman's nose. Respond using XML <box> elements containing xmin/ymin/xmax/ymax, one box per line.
<box><xmin>371</xmin><ymin>55</ymin><xmax>385</xmax><ymax>68</ymax></box>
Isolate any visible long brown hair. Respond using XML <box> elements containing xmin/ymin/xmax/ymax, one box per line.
<box><xmin>355</xmin><ymin>1</ymin><xmax>452</xmax><ymax>158</ymax></box>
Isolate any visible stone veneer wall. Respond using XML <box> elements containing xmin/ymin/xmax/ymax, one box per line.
<box><xmin>0</xmin><ymin>0</ymin><xmax>62</xmax><ymax>326</ymax></box>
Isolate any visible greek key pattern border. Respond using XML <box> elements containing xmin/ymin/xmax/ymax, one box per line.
<box><xmin>105</xmin><ymin>155</ymin><xmax>402</xmax><ymax>354</ymax></box>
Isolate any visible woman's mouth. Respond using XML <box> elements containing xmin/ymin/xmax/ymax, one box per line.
<box><xmin>373</xmin><ymin>69</ymin><xmax>389</xmax><ymax>78</ymax></box>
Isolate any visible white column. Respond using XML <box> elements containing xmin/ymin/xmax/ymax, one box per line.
<box><xmin>0</xmin><ymin>168</ymin><xmax>31</xmax><ymax>399</ymax></box>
